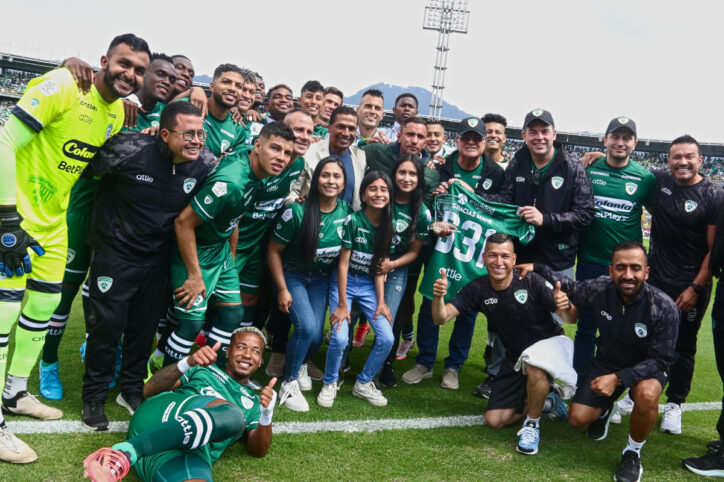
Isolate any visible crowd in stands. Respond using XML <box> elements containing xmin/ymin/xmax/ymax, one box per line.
<box><xmin>0</xmin><ymin>69</ymin><xmax>35</xmax><ymax>96</ymax></box>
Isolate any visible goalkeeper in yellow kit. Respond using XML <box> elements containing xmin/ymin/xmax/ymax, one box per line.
<box><xmin>0</xmin><ymin>33</ymin><xmax>151</xmax><ymax>464</ymax></box>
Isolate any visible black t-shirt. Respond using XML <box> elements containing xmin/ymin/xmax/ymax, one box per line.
<box><xmin>649</xmin><ymin>172</ymin><xmax>723</xmax><ymax>284</ymax></box>
<box><xmin>450</xmin><ymin>269</ymin><xmax>562</xmax><ymax>362</ymax></box>
<box><xmin>535</xmin><ymin>264</ymin><xmax>679</xmax><ymax>388</ymax></box>
<box><xmin>87</xmin><ymin>132</ymin><xmax>216</xmax><ymax>266</ymax></box>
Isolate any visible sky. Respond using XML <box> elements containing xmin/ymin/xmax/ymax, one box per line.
<box><xmin>1</xmin><ymin>0</ymin><xmax>723</xmax><ymax>142</ymax></box>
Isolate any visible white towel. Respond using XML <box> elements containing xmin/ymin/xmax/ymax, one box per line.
<box><xmin>514</xmin><ymin>335</ymin><xmax>578</xmax><ymax>399</ymax></box>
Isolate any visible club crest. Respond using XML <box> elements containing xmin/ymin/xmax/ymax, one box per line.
<box><xmin>514</xmin><ymin>289</ymin><xmax>528</xmax><ymax>304</ymax></box>
<box><xmin>551</xmin><ymin>176</ymin><xmax>564</xmax><ymax>189</ymax></box>
<box><xmin>97</xmin><ymin>276</ymin><xmax>113</xmax><ymax>293</ymax></box>
<box><xmin>183</xmin><ymin>178</ymin><xmax>197</xmax><ymax>194</ymax></box>
<box><xmin>634</xmin><ymin>323</ymin><xmax>647</xmax><ymax>338</ymax></box>
<box><xmin>625</xmin><ymin>182</ymin><xmax>637</xmax><ymax>195</ymax></box>
<box><xmin>684</xmin><ymin>200</ymin><xmax>698</xmax><ymax>213</ymax></box>
<box><xmin>482</xmin><ymin>178</ymin><xmax>493</xmax><ymax>190</ymax></box>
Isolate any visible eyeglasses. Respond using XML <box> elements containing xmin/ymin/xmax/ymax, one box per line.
<box><xmin>169</xmin><ymin>129</ymin><xmax>208</xmax><ymax>142</ymax></box>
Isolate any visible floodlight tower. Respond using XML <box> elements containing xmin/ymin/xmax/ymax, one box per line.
<box><xmin>423</xmin><ymin>0</ymin><xmax>470</xmax><ymax>119</ymax></box>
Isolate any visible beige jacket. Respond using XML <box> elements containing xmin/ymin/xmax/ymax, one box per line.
<box><xmin>287</xmin><ymin>138</ymin><xmax>367</xmax><ymax>211</ymax></box>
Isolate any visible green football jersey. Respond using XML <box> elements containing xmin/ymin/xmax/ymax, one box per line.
<box><xmin>235</xmin><ymin>155</ymin><xmax>305</xmax><ymax>254</ymax></box>
<box><xmin>419</xmin><ymin>183</ymin><xmax>536</xmax><ymax>302</ymax></box>
<box><xmin>11</xmin><ymin>67</ymin><xmax>124</xmax><ymax>230</ymax></box>
<box><xmin>341</xmin><ymin>210</ymin><xmax>378</xmax><ymax>276</ymax></box>
<box><xmin>314</xmin><ymin>124</ymin><xmax>328</xmax><ymax>138</ymax></box>
<box><xmin>578</xmin><ymin>157</ymin><xmax>657</xmax><ymax>265</ymax></box>
<box><xmin>239</xmin><ymin>120</ymin><xmax>265</xmax><ymax>151</ymax></box>
<box><xmin>390</xmin><ymin>202</ymin><xmax>431</xmax><ymax>257</ymax></box>
<box><xmin>447</xmin><ymin>151</ymin><xmax>485</xmax><ymax>188</ymax></box>
<box><xmin>66</xmin><ymin>177</ymin><xmax>99</xmax><ymax>214</ymax></box>
<box><xmin>122</xmin><ymin>101</ymin><xmax>165</xmax><ymax>133</ymax></box>
<box><xmin>203</xmin><ymin>112</ymin><xmax>247</xmax><ymax>157</ymax></box>
<box><xmin>273</xmin><ymin>199</ymin><xmax>349</xmax><ymax>271</ymax></box>
<box><xmin>176</xmin><ymin>364</ymin><xmax>260</xmax><ymax>465</ymax></box>
<box><xmin>190</xmin><ymin>151</ymin><xmax>261</xmax><ymax>251</ymax></box>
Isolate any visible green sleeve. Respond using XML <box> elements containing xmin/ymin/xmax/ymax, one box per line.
<box><xmin>0</xmin><ymin>115</ymin><xmax>37</xmax><ymax>204</ymax></box>
<box><xmin>341</xmin><ymin>214</ymin><xmax>354</xmax><ymax>249</ymax></box>
<box><xmin>191</xmin><ymin>179</ymin><xmax>236</xmax><ymax>222</ymax></box>
<box><xmin>416</xmin><ymin>206</ymin><xmax>432</xmax><ymax>239</ymax></box>
<box><xmin>273</xmin><ymin>205</ymin><xmax>301</xmax><ymax>245</ymax></box>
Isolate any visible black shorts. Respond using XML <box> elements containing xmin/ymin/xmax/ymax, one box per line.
<box><xmin>572</xmin><ymin>364</ymin><xmax>668</xmax><ymax>410</ymax></box>
<box><xmin>487</xmin><ymin>361</ymin><xmax>527</xmax><ymax>412</ymax></box>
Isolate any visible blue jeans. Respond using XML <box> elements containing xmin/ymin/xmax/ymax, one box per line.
<box><xmin>573</xmin><ymin>261</ymin><xmax>608</xmax><ymax>380</ymax></box>
<box><xmin>283</xmin><ymin>265</ymin><xmax>330</xmax><ymax>381</ymax></box>
<box><xmin>323</xmin><ymin>272</ymin><xmax>394</xmax><ymax>385</ymax></box>
<box><xmin>384</xmin><ymin>266</ymin><xmax>408</xmax><ymax>323</ymax></box>
<box><xmin>416</xmin><ymin>297</ymin><xmax>477</xmax><ymax>371</ymax></box>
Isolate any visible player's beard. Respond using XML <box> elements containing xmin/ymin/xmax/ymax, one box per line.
<box><xmin>213</xmin><ymin>89</ymin><xmax>235</xmax><ymax>109</ymax></box>
<box><xmin>103</xmin><ymin>68</ymin><xmax>134</xmax><ymax>98</ymax></box>
<box><xmin>615</xmin><ymin>279</ymin><xmax>644</xmax><ymax>303</ymax></box>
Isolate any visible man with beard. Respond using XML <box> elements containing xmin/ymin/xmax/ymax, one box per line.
<box><xmin>0</xmin><ymin>34</ymin><xmax>150</xmax><ymax>463</ymax></box>
<box><xmin>315</xmin><ymin>87</ymin><xmax>344</xmax><ymax>138</ymax></box>
<box><xmin>380</xmin><ymin>93</ymin><xmax>418</xmax><ymax>141</ymax></box>
<box><xmin>265</xmin><ymin>84</ymin><xmax>294</xmax><ymax>123</ymax></box>
<box><xmin>523</xmin><ymin>241</ymin><xmax>679</xmax><ymax>482</ymax></box>
<box><xmin>39</xmin><ymin>53</ymin><xmax>178</xmax><ymax>402</ymax></box>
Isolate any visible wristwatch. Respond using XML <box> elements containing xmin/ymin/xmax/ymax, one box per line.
<box><xmin>689</xmin><ymin>282</ymin><xmax>703</xmax><ymax>294</ymax></box>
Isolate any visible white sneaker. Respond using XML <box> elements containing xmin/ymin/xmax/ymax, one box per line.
<box><xmin>2</xmin><ymin>392</ymin><xmax>63</xmax><ymax>420</ymax></box>
<box><xmin>610</xmin><ymin>407</ymin><xmax>622</xmax><ymax>424</ymax></box>
<box><xmin>317</xmin><ymin>382</ymin><xmax>338</xmax><ymax>408</ymax></box>
<box><xmin>352</xmin><ymin>380</ymin><xmax>387</xmax><ymax>407</ymax></box>
<box><xmin>278</xmin><ymin>380</ymin><xmax>309</xmax><ymax>412</ymax></box>
<box><xmin>0</xmin><ymin>425</ymin><xmax>37</xmax><ymax>464</ymax></box>
<box><xmin>298</xmin><ymin>364</ymin><xmax>312</xmax><ymax>391</ymax></box>
<box><xmin>618</xmin><ymin>392</ymin><xmax>634</xmax><ymax>416</ymax></box>
<box><xmin>661</xmin><ymin>402</ymin><xmax>682</xmax><ymax>434</ymax></box>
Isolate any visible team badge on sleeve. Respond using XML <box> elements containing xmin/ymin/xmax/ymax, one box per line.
<box><xmin>183</xmin><ymin>178</ymin><xmax>197</xmax><ymax>193</ymax></box>
<box><xmin>625</xmin><ymin>182</ymin><xmax>638</xmax><ymax>195</ymax></box>
<box><xmin>281</xmin><ymin>208</ymin><xmax>293</xmax><ymax>222</ymax></box>
<box><xmin>38</xmin><ymin>78</ymin><xmax>59</xmax><ymax>96</ymax></box>
<box><xmin>97</xmin><ymin>276</ymin><xmax>113</xmax><ymax>293</ymax></box>
<box><xmin>551</xmin><ymin>177</ymin><xmax>564</xmax><ymax>189</ymax></box>
<box><xmin>684</xmin><ymin>200</ymin><xmax>698</xmax><ymax>213</ymax></box>
<box><xmin>514</xmin><ymin>289</ymin><xmax>528</xmax><ymax>304</ymax></box>
<box><xmin>212</xmin><ymin>181</ymin><xmax>228</xmax><ymax>197</ymax></box>
<box><xmin>634</xmin><ymin>323</ymin><xmax>648</xmax><ymax>338</ymax></box>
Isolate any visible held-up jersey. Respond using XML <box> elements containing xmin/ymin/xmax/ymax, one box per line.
<box><xmin>536</xmin><ymin>264</ymin><xmax>679</xmax><ymax>387</ymax></box>
<box><xmin>578</xmin><ymin>158</ymin><xmax>657</xmax><ymax>265</ymax></box>
<box><xmin>273</xmin><ymin>200</ymin><xmax>350</xmax><ymax>271</ymax></box>
<box><xmin>450</xmin><ymin>269</ymin><xmax>562</xmax><ymax>362</ymax></box>
<box><xmin>11</xmin><ymin>68</ymin><xmax>123</xmax><ymax>230</ymax></box>
<box><xmin>648</xmin><ymin>172</ymin><xmax>723</xmax><ymax>284</ymax></box>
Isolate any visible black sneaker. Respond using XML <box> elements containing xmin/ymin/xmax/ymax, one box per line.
<box><xmin>587</xmin><ymin>402</ymin><xmax>617</xmax><ymax>441</ymax></box>
<box><xmin>116</xmin><ymin>393</ymin><xmax>144</xmax><ymax>416</ymax></box>
<box><xmin>707</xmin><ymin>440</ymin><xmax>723</xmax><ymax>452</ymax></box>
<box><xmin>379</xmin><ymin>365</ymin><xmax>397</xmax><ymax>388</ymax></box>
<box><xmin>683</xmin><ymin>447</ymin><xmax>724</xmax><ymax>477</ymax></box>
<box><xmin>82</xmin><ymin>401</ymin><xmax>109</xmax><ymax>432</ymax></box>
<box><xmin>473</xmin><ymin>377</ymin><xmax>493</xmax><ymax>399</ymax></box>
<box><xmin>614</xmin><ymin>450</ymin><xmax>642</xmax><ymax>482</ymax></box>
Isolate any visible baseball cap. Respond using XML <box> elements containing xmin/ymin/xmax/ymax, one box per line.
<box><xmin>523</xmin><ymin>108</ymin><xmax>555</xmax><ymax>129</ymax></box>
<box><xmin>605</xmin><ymin>116</ymin><xmax>637</xmax><ymax>137</ymax></box>
<box><xmin>457</xmin><ymin>117</ymin><xmax>486</xmax><ymax>138</ymax></box>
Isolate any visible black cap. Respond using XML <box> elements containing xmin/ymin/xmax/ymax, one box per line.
<box><xmin>605</xmin><ymin>116</ymin><xmax>637</xmax><ymax>137</ymax></box>
<box><xmin>457</xmin><ymin>117</ymin><xmax>486</xmax><ymax>138</ymax></box>
<box><xmin>523</xmin><ymin>108</ymin><xmax>555</xmax><ymax>129</ymax></box>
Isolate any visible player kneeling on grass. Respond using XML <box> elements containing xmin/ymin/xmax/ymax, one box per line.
<box><xmin>519</xmin><ymin>241</ymin><xmax>679</xmax><ymax>482</ymax></box>
<box><xmin>431</xmin><ymin>233</ymin><xmax>576</xmax><ymax>456</ymax></box>
<box><xmin>83</xmin><ymin>327</ymin><xmax>276</xmax><ymax>482</ymax></box>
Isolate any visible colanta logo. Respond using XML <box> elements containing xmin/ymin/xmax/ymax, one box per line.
<box><xmin>62</xmin><ymin>140</ymin><xmax>98</xmax><ymax>161</ymax></box>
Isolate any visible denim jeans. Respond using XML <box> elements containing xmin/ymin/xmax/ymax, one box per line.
<box><xmin>323</xmin><ymin>272</ymin><xmax>394</xmax><ymax>385</ymax></box>
<box><xmin>415</xmin><ymin>297</ymin><xmax>478</xmax><ymax>371</ymax></box>
<box><xmin>283</xmin><ymin>265</ymin><xmax>330</xmax><ymax>381</ymax></box>
<box><xmin>383</xmin><ymin>265</ymin><xmax>408</xmax><ymax>365</ymax></box>
<box><xmin>573</xmin><ymin>261</ymin><xmax>609</xmax><ymax>380</ymax></box>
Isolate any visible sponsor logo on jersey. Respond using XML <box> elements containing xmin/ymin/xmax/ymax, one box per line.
<box><xmin>63</xmin><ymin>140</ymin><xmax>99</xmax><ymax>161</ymax></box>
<box><xmin>200</xmin><ymin>386</ymin><xmax>223</xmax><ymax>399</ymax></box>
<box><xmin>212</xmin><ymin>181</ymin><xmax>228</xmax><ymax>197</ymax></box>
<box><xmin>97</xmin><ymin>276</ymin><xmax>113</xmax><ymax>293</ymax></box>
<box><xmin>314</xmin><ymin>246</ymin><xmax>342</xmax><ymax>262</ymax></box>
<box><xmin>634</xmin><ymin>323</ymin><xmax>647</xmax><ymax>338</ymax></box>
<box><xmin>193</xmin><ymin>295</ymin><xmax>204</xmax><ymax>306</ymax></box>
<box><xmin>516</xmin><ymin>176</ymin><xmax>526</xmax><ymax>183</ymax></box>
<box><xmin>482</xmin><ymin>178</ymin><xmax>493</xmax><ymax>190</ymax></box>
<box><xmin>183</xmin><ymin>178</ymin><xmax>197</xmax><ymax>193</ymax></box>
<box><xmin>136</xmin><ymin>174</ymin><xmax>154</xmax><ymax>183</ymax></box>
<box><xmin>685</xmin><ymin>200</ymin><xmax>698</xmax><ymax>212</ymax></box>
<box><xmin>255</xmin><ymin>197</ymin><xmax>285</xmax><ymax>212</ymax></box>
<box><xmin>29</xmin><ymin>176</ymin><xmax>57</xmax><ymax>202</ymax></box>
<box><xmin>514</xmin><ymin>289</ymin><xmax>528</xmax><ymax>304</ymax></box>
<box><xmin>281</xmin><ymin>208</ymin><xmax>293</xmax><ymax>222</ymax></box>
<box><xmin>484</xmin><ymin>297</ymin><xmax>498</xmax><ymax>305</ymax></box>
<box><xmin>30</xmin><ymin>98</ymin><xmax>39</xmax><ymax>107</ymax></box>
<box><xmin>78</xmin><ymin>114</ymin><xmax>93</xmax><ymax>124</ymax></box>
<box><xmin>38</xmin><ymin>78</ymin><xmax>58</xmax><ymax>96</ymax></box>
<box><xmin>66</xmin><ymin>248</ymin><xmax>76</xmax><ymax>264</ymax></box>
<box><xmin>220</xmin><ymin>140</ymin><xmax>231</xmax><ymax>153</ymax></box>
<box><xmin>337</xmin><ymin>225</ymin><xmax>345</xmax><ymax>239</ymax></box>
<box><xmin>1</xmin><ymin>233</ymin><xmax>17</xmax><ymax>248</ymax></box>
<box><xmin>594</xmin><ymin>196</ymin><xmax>634</xmax><ymax>213</ymax></box>
<box><xmin>551</xmin><ymin>176</ymin><xmax>564</xmax><ymax>189</ymax></box>
<box><xmin>105</xmin><ymin>123</ymin><xmax>114</xmax><ymax>139</ymax></box>
<box><xmin>204</xmin><ymin>195</ymin><xmax>213</xmax><ymax>205</ymax></box>
<box><xmin>600</xmin><ymin>310</ymin><xmax>612</xmax><ymax>320</ymax></box>
<box><xmin>661</xmin><ymin>187</ymin><xmax>672</xmax><ymax>195</ymax></box>
<box><xmin>241</xmin><ymin>394</ymin><xmax>255</xmax><ymax>410</ymax></box>
<box><xmin>592</xmin><ymin>179</ymin><xmax>606</xmax><ymax>186</ymax></box>
<box><xmin>620</xmin><ymin>174</ymin><xmax>641</xmax><ymax>181</ymax></box>
<box><xmin>457</xmin><ymin>193</ymin><xmax>468</xmax><ymax>205</ymax></box>
<box><xmin>355</xmin><ymin>236</ymin><xmax>368</xmax><ymax>244</ymax></box>
<box><xmin>544</xmin><ymin>281</ymin><xmax>554</xmax><ymax>290</ymax></box>
<box><xmin>625</xmin><ymin>182</ymin><xmax>638</xmax><ymax>195</ymax></box>
<box><xmin>80</xmin><ymin>100</ymin><xmax>97</xmax><ymax>111</ymax></box>
<box><xmin>350</xmin><ymin>251</ymin><xmax>373</xmax><ymax>270</ymax></box>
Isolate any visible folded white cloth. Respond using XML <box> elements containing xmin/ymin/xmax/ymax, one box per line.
<box><xmin>514</xmin><ymin>335</ymin><xmax>578</xmax><ymax>399</ymax></box>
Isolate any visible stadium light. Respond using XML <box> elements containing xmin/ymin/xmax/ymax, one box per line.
<box><xmin>423</xmin><ymin>0</ymin><xmax>470</xmax><ymax>119</ymax></box>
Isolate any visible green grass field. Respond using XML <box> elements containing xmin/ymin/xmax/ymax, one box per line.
<box><xmin>2</xmin><ymin>282</ymin><xmax>721</xmax><ymax>481</ymax></box>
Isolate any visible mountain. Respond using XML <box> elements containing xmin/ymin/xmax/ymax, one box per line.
<box><xmin>345</xmin><ymin>83</ymin><xmax>473</xmax><ymax>120</ymax></box>
<box><xmin>194</xmin><ymin>74</ymin><xmax>212</xmax><ymax>84</ymax></box>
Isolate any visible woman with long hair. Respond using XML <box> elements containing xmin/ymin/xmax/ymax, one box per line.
<box><xmin>268</xmin><ymin>157</ymin><xmax>349</xmax><ymax>412</ymax></box>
